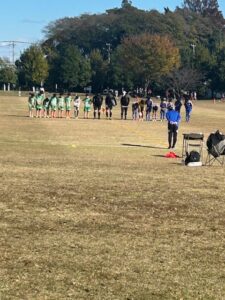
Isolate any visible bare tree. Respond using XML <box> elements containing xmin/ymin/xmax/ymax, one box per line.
<box><xmin>165</xmin><ymin>67</ymin><xmax>204</xmax><ymax>97</ymax></box>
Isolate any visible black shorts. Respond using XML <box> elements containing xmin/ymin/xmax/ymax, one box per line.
<box><xmin>94</xmin><ymin>105</ymin><xmax>101</xmax><ymax>110</ymax></box>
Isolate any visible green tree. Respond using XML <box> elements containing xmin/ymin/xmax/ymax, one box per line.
<box><xmin>0</xmin><ymin>58</ymin><xmax>17</xmax><ymax>85</ymax></box>
<box><xmin>121</xmin><ymin>0</ymin><xmax>132</xmax><ymax>8</ymax></box>
<box><xmin>90</xmin><ymin>49</ymin><xmax>108</xmax><ymax>92</ymax></box>
<box><xmin>114</xmin><ymin>34</ymin><xmax>180</xmax><ymax>89</ymax></box>
<box><xmin>183</xmin><ymin>0</ymin><xmax>224</xmax><ymax>25</ymax></box>
<box><xmin>59</xmin><ymin>45</ymin><xmax>81</xmax><ymax>89</ymax></box>
<box><xmin>164</xmin><ymin>67</ymin><xmax>203</xmax><ymax>97</ymax></box>
<box><xmin>17</xmin><ymin>45</ymin><xmax>49</xmax><ymax>87</ymax></box>
<box><xmin>110</xmin><ymin>51</ymin><xmax>134</xmax><ymax>90</ymax></box>
<box><xmin>183</xmin><ymin>0</ymin><xmax>219</xmax><ymax>14</ymax></box>
<box><xmin>79</xmin><ymin>56</ymin><xmax>92</xmax><ymax>88</ymax></box>
<box><xmin>42</xmin><ymin>2</ymin><xmax>225</xmax><ymax>93</ymax></box>
<box><xmin>56</xmin><ymin>44</ymin><xmax>91</xmax><ymax>90</ymax></box>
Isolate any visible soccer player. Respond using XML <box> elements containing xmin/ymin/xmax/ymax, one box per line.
<box><xmin>83</xmin><ymin>94</ymin><xmax>92</xmax><ymax>119</ymax></box>
<box><xmin>120</xmin><ymin>92</ymin><xmax>130</xmax><ymax>120</ymax></box>
<box><xmin>185</xmin><ymin>99</ymin><xmax>193</xmax><ymax>122</ymax></box>
<box><xmin>74</xmin><ymin>95</ymin><xmax>81</xmax><ymax>118</ymax></box>
<box><xmin>138</xmin><ymin>97</ymin><xmax>145</xmax><ymax>121</ymax></box>
<box><xmin>50</xmin><ymin>94</ymin><xmax>58</xmax><ymax>118</ymax></box>
<box><xmin>152</xmin><ymin>103</ymin><xmax>159</xmax><ymax>121</ymax></box>
<box><xmin>35</xmin><ymin>91</ymin><xmax>44</xmax><ymax>118</ymax></box>
<box><xmin>145</xmin><ymin>96</ymin><xmax>153</xmax><ymax>121</ymax></box>
<box><xmin>105</xmin><ymin>92</ymin><xmax>117</xmax><ymax>120</ymax></box>
<box><xmin>175</xmin><ymin>98</ymin><xmax>182</xmax><ymax>113</ymax></box>
<box><xmin>93</xmin><ymin>93</ymin><xmax>103</xmax><ymax>119</ymax></box>
<box><xmin>65</xmin><ymin>93</ymin><xmax>72</xmax><ymax>119</ymax></box>
<box><xmin>160</xmin><ymin>98</ymin><xmax>167</xmax><ymax>121</ymax></box>
<box><xmin>28</xmin><ymin>92</ymin><xmax>36</xmax><ymax>118</ymax></box>
<box><xmin>132</xmin><ymin>96</ymin><xmax>139</xmax><ymax>121</ymax></box>
<box><xmin>43</xmin><ymin>94</ymin><xmax>51</xmax><ymax>118</ymax></box>
<box><xmin>57</xmin><ymin>93</ymin><xmax>65</xmax><ymax>118</ymax></box>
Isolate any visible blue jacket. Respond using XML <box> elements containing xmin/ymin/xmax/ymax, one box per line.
<box><xmin>185</xmin><ymin>101</ymin><xmax>192</xmax><ymax>112</ymax></box>
<box><xmin>166</xmin><ymin>109</ymin><xmax>181</xmax><ymax>125</ymax></box>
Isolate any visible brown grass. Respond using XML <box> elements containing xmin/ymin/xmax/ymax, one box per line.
<box><xmin>1</xmin><ymin>96</ymin><xmax>225</xmax><ymax>299</ymax></box>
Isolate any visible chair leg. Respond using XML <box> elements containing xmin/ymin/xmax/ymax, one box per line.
<box><xmin>206</xmin><ymin>153</ymin><xmax>225</xmax><ymax>166</ymax></box>
<box><xmin>205</xmin><ymin>154</ymin><xmax>214</xmax><ymax>166</ymax></box>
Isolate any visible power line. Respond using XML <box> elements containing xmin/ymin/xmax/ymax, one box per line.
<box><xmin>0</xmin><ymin>40</ymin><xmax>32</xmax><ymax>64</ymax></box>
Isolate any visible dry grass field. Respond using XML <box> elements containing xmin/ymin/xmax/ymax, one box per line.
<box><xmin>1</xmin><ymin>96</ymin><xmax>225</xmax><ymax>299</ymax></box>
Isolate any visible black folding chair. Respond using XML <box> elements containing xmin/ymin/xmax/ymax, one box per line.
<box><xmin>182</xmin><ymin>133</ymin><xmax>204</xmax><ymax>162</ymax></box>
<box><xmin>205</xmin><ymin>131</ymin><xmax>225</xmax><ymax>166</ymax></box>
<box><xmin>205</xmin><ymin>151</ymin><xmax>225</xmax><ymax>166</ymax></box>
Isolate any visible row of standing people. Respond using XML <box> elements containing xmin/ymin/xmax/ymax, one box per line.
<box><xmin>28</xmin><ymin>91</ymin><xmax>193</xmax><ymax>122</ymax></box>
<box><xmin>120</xmin><ymin>93</ymin><xmax>193</xmax><ymax>122</ymax></box>
<box><xmin>28</xmin><ymin>91</ymin><xmax>73</xmax><ymax>118</ymax></box>
<box><xmin>28</xmin><ymin>92</ymin><xmax>117</xmax><ymax>119</ymax></box>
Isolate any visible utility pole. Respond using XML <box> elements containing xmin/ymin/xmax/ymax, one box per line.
<box><xmin>190</xmin><ymin>43</ymin><xmax>196</xmax><ymax>56</ymax></box>
<box><xmin>106</xmin><ymin>43</ymin><xmax>111</xmax><ymax>64</ymax></box>
<box><xmin>190</xmin><ymin>43</ymin><xmax>196</xmax><ymax>68</ymax></box>
<box><xmin>0</xmin><ymin>40</ymin><xmax>32</xmax><ymax>64</ymax></box>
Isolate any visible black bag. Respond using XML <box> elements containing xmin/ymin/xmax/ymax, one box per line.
<box><xmin>207</xmin><ymin>130</ymin><xmax>225</xmax><ymax>157</ymax></box>
<box><xmin>185</xmin><ymin>151</ymin><xmax>200</xmax><ymax>165</ymax></box>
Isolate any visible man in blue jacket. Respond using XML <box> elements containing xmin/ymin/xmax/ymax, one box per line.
<box><xmin>166</xmin><ymin>104</ymin><xmax>181</xmax><ymax>149</ymax></box>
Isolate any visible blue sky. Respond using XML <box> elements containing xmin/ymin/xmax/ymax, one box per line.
<box><xmin>0</xmin><ymin>0</ymin><xmax>224</xmax><ymax>61</ymax></box>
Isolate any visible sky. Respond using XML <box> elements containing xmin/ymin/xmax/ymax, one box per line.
<box><xmin>0</xmin><ymin>0</ymin><xmax>225</xmax><ymax>61</ymax></box>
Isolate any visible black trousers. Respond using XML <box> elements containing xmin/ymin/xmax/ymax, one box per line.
<box><xmin>168</xmin><ymin>123</ymin><xmax>178</xmax><ymax>147</ymax></box>
<box><xmin>121</xmin><ymin>106</ymin><xmax>128</xmax><ymax>119</ymax></box>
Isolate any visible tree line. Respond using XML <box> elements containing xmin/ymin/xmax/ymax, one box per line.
<box><xmin>1</xmin><ymin>0</ymin><xmax>225</xmax><ymax>97</ymax></box>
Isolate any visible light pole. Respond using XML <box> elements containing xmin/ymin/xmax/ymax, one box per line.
<box><xmin>190</xmin><ymin>43</ymin><xmax>196</xmax><ymax>68</ymax></box>
<box><xmin>106</xmin><ymin>43</ymin><xmax>111</xmax><ymax>64</ymax></box>
<box><xmin>190</xmin><ymin>43</ymin><xmax>196</xmax><ymax>56</ymax></box>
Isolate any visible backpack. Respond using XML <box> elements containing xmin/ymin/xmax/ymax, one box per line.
<box><xmin>207</xmin><ymin>130</ymin><xmax>225</xmax><ymax>157</ymax></box>
<box><xmin>185</xmin><ymin>151</ymin><xmax>200</xmax><ymax>165</ymax></box>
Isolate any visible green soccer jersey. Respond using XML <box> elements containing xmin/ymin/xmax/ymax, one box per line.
<box><xmin>28</xmin><ymin>96</ymin><xmax>35</xmax><ymax>106</ymax></box>
<box><xmin>51</xmin><ymin>96</ymin><xmax>57</xmax><ymax>107</ymax></box>
<box><xmin>28</xmin><ymin>96</ymin><xmax>35</xmax><ymax>109</ymax></box>
<box><xmin>36</xmin><ymin>95</ymin><xmax>43</xmax><ymax>108</ymax></box>
<box><xmin>58</xmin><ymin>97</ymin><xmax>65</xmax><ymax>107</ymax></box>
<box><xmin>65</xmin><ymin>96</ymin><xmax>71</xmax><ymax>105</ymax></box>
<box><xmin>83</xmin><ymin>97</ymin><xmax>91</xmax><ymax>108</ymax></box>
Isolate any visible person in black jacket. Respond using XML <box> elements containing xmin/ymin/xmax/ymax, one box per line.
<box><xmin>93</xmin><ymin>93</ymin><xmax>103</xmax><ymax>119</ymax></box>
<box><xmin>120</xmin><ymin>92</ymin><xmax>130</xmax><ymax>120</ymax></box>
<box><xmin>105</xmin><ymin>93</ymin><xmax>117</xmax><ymax>120</ymax></box>
<box><xmin>175</xmin><ymin>97</ymin><xmax>182</xmax><ymax>113</ymax></box>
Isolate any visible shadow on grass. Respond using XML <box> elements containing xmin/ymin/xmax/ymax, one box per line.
<box><xmin>5</xmin><ymin>114</ymin><xmax>29</xmax><ymax>118</ymax></box>
<box><xmin>122</xmin><ymin>143</ymin><xmax>167</xmax><ymax>150</ymax></box>
<box><xmin>152</xmin><ymin>154</ymin><xmax>182</xmax><ymax>164</ymax></box>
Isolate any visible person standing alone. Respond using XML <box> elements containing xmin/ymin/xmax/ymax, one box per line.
<box><xmin>166</xmin><ymin>104</ymin><xmax>181</xmax><ymax>149</ymax></box>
